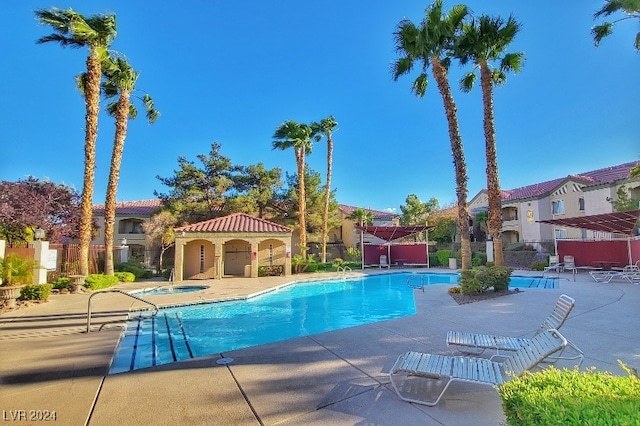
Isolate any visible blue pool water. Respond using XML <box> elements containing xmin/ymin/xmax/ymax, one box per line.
<box><xmin>110</xmin><ymin>272</ymin><xmax>556</xmax><ymax>374</ymax></box>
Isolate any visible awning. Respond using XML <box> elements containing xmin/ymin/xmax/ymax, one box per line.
<box><xmin>537</xmin><ymin>209</ymin><xmax>640</xmax><ymax>236</ymax></box>
<box><xmin>356</xmin><ymin>225</ymin><xmax>431</xmax><ymax>242</ymax></box>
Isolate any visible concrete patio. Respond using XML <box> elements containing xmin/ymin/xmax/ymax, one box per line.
<box><xmin>1</xmin><ymin>269</ymin><xmax>638</xmax><ymax>425</ymax></box>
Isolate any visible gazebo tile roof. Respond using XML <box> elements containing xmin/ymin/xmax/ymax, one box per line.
<box><xmin>175</xmin><ymin>213</ymin><xmax>292</xmax><ymax>234</ymax></box>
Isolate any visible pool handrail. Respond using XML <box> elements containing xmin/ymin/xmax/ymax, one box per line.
<box><xmin>87</xmin><ymin>289</ymin><xmax>159</xmax><ymax>333</ymax></box>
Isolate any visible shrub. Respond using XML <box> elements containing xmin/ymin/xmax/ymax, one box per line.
<box><xmin>114</xmin><ymin>271</ymin><xmax>136</xmax><ymax>282</ymax></box>
<box><xmin>84</xmin><ymin>274</ymin><xmax>119</xmax><ymax>290</ymax></box>
<box><xmin>459</xmin><ymin>265</ymin><xmax>513</xmax><ymax>294</ymax></box>
<box><xmin>429</xmin><ymin>253</ymin><xmax>440</xmax><ymax>267</ymax></box>
<box><xmin>435</xmin><ymin>250</ymin><xmax>452</xmax><ymax>266</ymax></box>
<box><xmin>332</xmin><ymin>258</ymin><xmax>345</xmax><ymax>268</ymax></box>
<box><xmin>258</xmin><ymin>265</ymin><xmax>284</xmax><ymax>277</ymax></box>
<box><xmin>472</xmin><ymin>252</ymin><xmax>487</xmax><ymax>267</ymax></box>
<box><xmin>530</xmin><ymin>261</ymin><xmax>546</xmax><ymax>271</ymax></box>
<box><xmin>162</xmin><ymin>268</ymin><xmax>173</xmax><ymax>280</ymax></box>
<box><xmin>448</xmin><ymin>286</ymin><xmax>461</xmax><ymax>294</ymax></box>
<box><xmin>51</xmin><ymin>277</ymin><xmax>71</xmax><ymax>290</ymax></box>
<box><xmin>115</xmin><ymin>262</ymin><xmax>152</xmax><ymax>279</ymax></box>
<box><xmin>19</xmin><ymin>284</ymin><xmax>53</xmax><ymax>301</ymax></box>
<box><xmin>499</xmin><ymin>365</ymin><xmax>640</xmax><ymax>425</ymax></box>
<box><xmin>0</xmin><ymin>254</ymin><xmax>38</xmax><ymax>286</ymax></box>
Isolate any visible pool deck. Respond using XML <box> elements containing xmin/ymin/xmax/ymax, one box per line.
<box><xmin>1</xmin><ymin>268</ymin><xmax>638</xmax><ymax>425</ymax></box>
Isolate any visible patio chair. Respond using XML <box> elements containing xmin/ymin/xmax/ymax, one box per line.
<box><xmin>542</xmin><ymin>255</ymin><xmax>562</xmax><ymax>275</ymax></box>
<box><xmin>390</xmin><ymin>329</ymin><xmax>570</xmax><ymax>406</ymax></box>
<box><xmin>563</xmin><ymin>255</ymin><xmax>578</xmax><ymax>281</ymax></box>
<box><xmin>379</xmin><ymin>255</ymin><xmax>390</xmax><ymax>269</ymax></box>
<box><xmin>446</xmin><ymin>294</ymin><xmax>579</xmax><ymax>360</ymax></box>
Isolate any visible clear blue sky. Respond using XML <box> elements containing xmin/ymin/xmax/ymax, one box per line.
<box><xmin>1</xmin><ymin>1</ymin><xmax>638</xmax><ymax>214</ymax></box>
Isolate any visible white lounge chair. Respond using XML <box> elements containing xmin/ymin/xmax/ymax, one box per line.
<box><xmin>390</xmin><ymin>329</ymin><xmax>571</xmax><ymax>406</ymax></box>
<box><xmin>379</xmin><ymin>255</ymin><xmax>390</xmax><ymax>269</ymax></box>
<box><xmin>562</xmin><ymin>255</ymin><xmax>578</xmax><ymax>281</ymax></box>
<box><xmin>446</xmin><ymin>294</ymin><xmax>576</xmax><ymax>359</ymax></box>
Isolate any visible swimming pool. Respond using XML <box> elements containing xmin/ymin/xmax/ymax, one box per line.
<box><xmin>109</xmin><ymin>272</ymin><xmax>557</xmax><ymax>374</ymax></box>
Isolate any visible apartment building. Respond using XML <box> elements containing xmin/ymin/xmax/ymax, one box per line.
<box><xmin>468</xmin><ymin>161</ymin><xmax>640</xmax><ymax>244</ymax></box>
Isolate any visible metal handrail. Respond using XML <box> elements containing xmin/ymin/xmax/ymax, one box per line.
<box><xmin>407</xmin><ymin>274</ymin><xmax>425</xmax><ymax>292</ymax></box>
<box><xmin>87</xmin><ymin>289</ymin><xmax>159</xmax><ymax>333</ymax></box>
<box><xmin>337</xmin><ymin>266</ymin><xmax>352</xmax><ymax>276</ymax></box>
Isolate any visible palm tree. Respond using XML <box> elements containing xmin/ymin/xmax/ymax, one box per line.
<box><xmin>392</xmin><ymin>0</ymin><xmax>472</xmax><ymax>269</ymax></box>
<box><xmin>592</xmin><ymin>0</ymin><xmax>640</xmax><ymax>50</ymax></box>
<box><xmin>272</xmin><ymin>121</ymin><xmax>314</xmax><ymax>258</ymax></box>
<box><xmin>101</xmin><ymin>55</ymin><xmax>159</xmax><ymax>275</ymax></box>
<box><xmin>311</xmin><ymin>116</ymin><xmax>338</xmax><ymax>264</ymax></box>
<box><xmin>35</xmin><ymin>8</ymin><xmax>117</xmax><ymax>276</ymax></box>
<box><xmin>346</xmin><ymin>207</ymin><xmax>373</xmax><ymax>268</ymax></box>
<box><xmin>455</xmin><ymin>14</ymin><xmax>523</xmax><ymax>266</ymax></box>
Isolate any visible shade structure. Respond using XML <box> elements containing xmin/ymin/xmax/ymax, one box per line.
<box><xmin>537</xmin><ymin>209</ymin><xmax>640</xmax><ymax>236</ymax></box>
<box><xmin>537</xmin><ymin>209</ymin><xmax>640</xmax><ymax>265</ymax></box>
<box><xmin>355</xmin><ymin>225</ymin><xmax>431</xmax><ymax>242</ymax></box>
<box><xmin>355</xmin><ymin>225</ymin><xmax>432</xmax><ymax>268</ymax></box>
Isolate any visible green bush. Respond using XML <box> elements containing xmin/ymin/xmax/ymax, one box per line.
<box><xmin>0</xmin><ymin>253</ymin><xmax>38</xmax><ymax>286</ymax></box>
<box><xmin>19</xmin><ymin>284</ymin><xmax>53</xmax><ymax>301</ymax></box>
<box><xmin>51</xmin><ymin>277</ymin><xmax>71</xmax><ymax>290</ymax></box>
<box><xmin>84</xmin><ymin>274</ymin><xmax>119</xmax><ymax>290</ymax></box>
<box><xmin>499</xmin><ymin>365</ymin><xmax>640</xmax><ymax>425</ymax></box>
<box><xmin>435</xmin><ymin>250</ymin><xmax>452</xmax><ymax>267</ymax></box>
<box><xmin>530</xmin><ymin>261</ymin><xmax>546</xmax><ymax>271</ymax></box>
<box><xmin>472</xmin><ymin>252</ymin><xmax>487</xmax><ymax>267</ymax></box>
<box><xmin>258</xmin><ymin>265</ymin><xmax>284</xmax><ymax>277</ymax></box>
<box><xmin>429</xmin><ymin>253</ymin><xmax>440</xmax><ymax>267</ymax></box>
<box><xmin>115</xmin><ymin>262</ymin><xmax>152</xmax><ymax>279</ymax></box>
<box><xmin>114</xmin><ymin>271</ymin><xmax>136</xmax><ymax>282</ymax></box>
<box><xmin>162</xmin><ymin>268</ymin><xmax>173</xmax><ymax>280</ymax></box>
<box><xmin>459</xmin><ymin>265</ymin><xmax>513</xmax><ymax>294</ymax></box>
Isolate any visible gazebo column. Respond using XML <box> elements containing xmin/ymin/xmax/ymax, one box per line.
<box><xmin>215</xmin><ymin>243</ymin><xmax>223</xmax><ymax>280</ymax></box>
<box><xmin>250</xmin><ymin>242</ymin><xmax>259</xmax><ymax>278</ymax></box>
<box><xmin>284</xmin><ymin>242</ymin><xmax>291</xmax><ymax>276</ymax></box>
<box><xmin>174</xmin><ymin>240</ymin><xmax>185</xmax><ymax>282</ymax></box>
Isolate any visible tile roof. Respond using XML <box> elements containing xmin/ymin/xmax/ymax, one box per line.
<box><xmin>93</xmin><ymin>199</ymin><xmax>162</xmax><ymax>216</ymax></box>
<box><xmin>501</xmin><ymin>161</ymin><xmax>638</xmax><ymax>202</ymax></box>
<box><xmin>338</xmin><ymin>204</ymin><xmax>396</xmax><ymax>220</ymax></box>
<box><xmin>175</xmin><ymin>213</ymin><xmax>292</xmax><ymax>233</ymax></box>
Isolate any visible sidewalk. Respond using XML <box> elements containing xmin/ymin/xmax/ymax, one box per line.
<box><xmin>1</xmin><ymin>270</ymin><xmax>638</xmax><ymax>425</ymax></box>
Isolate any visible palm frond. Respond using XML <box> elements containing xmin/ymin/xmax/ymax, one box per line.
<box><xmin>411</xmin><ymin>73</ymin><xmax>428</xmax><ymax>97</ymax></box>
<box><xmin>594</xmin><ymin>0</ymin><xmax>640</xmax><ymax>18</ymax></box>
<box><xmin>592</xmin><ymin>23</ymin><xmax>614</xmax><ymax>46</ymax></box>
<box><xmin>142</xmin><ymin>94</ymin><xmax>159</xmax><ymax>124</ymax></box>
<box><xmin>75</xmin><ymin>73</ymin><xmax>87</xmax><ymax>96</ymax></box>
<box><xmin>500</xmin><ymin>52</ymin><xmax>523</xmax><ymax>73</ymax></box>
<box><xmin>635</xmin><ymin>31</ymin><xmax>640</xmax><ymax>50</ymax></box>
<box><xmin>391</xmin><ymin>57</ymin><xmax>414</xmax><ymax>80</ymax></box>
<box><xmin>459</xmin><ymin>72</ymin><xmax>476</xmax><ymax>93</ymax></box>
<box><xmin>491</xmin><ymin>69</ymin><xmax>507</xmax><ymax>86</ymax></box>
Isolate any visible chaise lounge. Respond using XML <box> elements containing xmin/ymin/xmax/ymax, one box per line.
<box><xmin>446</xmin><ymin>294</ymin><xmax>576</xmax><ymax>359</ymax></box>
<box><xmin>390</xmin><ymin>329</ymin><xmax>571</xmax><ymax>406</ymax></box>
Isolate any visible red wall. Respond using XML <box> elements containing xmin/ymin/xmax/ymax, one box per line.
<box><xmin>363</xmin><ymin>244</ymin><xmax>428</xmax><ymax>265</ymax></box>
<box><xmin>558</xmin><ymin>239</ymin><xmax>639</xmax><ymax>267</ymax></box>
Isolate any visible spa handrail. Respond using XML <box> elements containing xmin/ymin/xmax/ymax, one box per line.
<box><xmin>87</xmin><ymin>289</ymin><xmax>159</xmax><ymax>333</ymax></box>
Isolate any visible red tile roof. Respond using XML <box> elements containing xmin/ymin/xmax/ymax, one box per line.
<box><xmin>175</xmin><ymin>213</ymin><xmax>292</xmax><ymax>233</ymax></box>
<box><xmin>501</xmin><ymin>161</ymin><xmax>638</xmax><ymax>202</ymax></box>
<box><xmin>338</xmin><ymin>204</ymin><xmax>396</xmax><ymax>220</ymax></box>
<box><xmin>93</xmin><ymin>199</ymin><xmax>162</xmax><ymax>215</ymax></box>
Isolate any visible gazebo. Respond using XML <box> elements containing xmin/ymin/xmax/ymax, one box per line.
<box><xmin>173</xmin><ymin>213</ymin><xmax>293</xmax><ymax>280</ymax></box>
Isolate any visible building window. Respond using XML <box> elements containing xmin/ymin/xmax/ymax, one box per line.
<box><xmin>578</xmin><ymin>197</ymin><xmax>585</xmax><ymax>211</ymax></box>
<box><xmin>581</xmin><ymin>229</ymin><xmax>587</xmax><ymax>239</ymax></box>
<box><xmin>554</xmin><ymin>228</ymin><xmax>567</xmax><ymax>239</ymax></box>
<box><xmin>199</xmin><ymin>245</ymin><xmax>205</xmax><ymax>273</ymax></box>
<box><xmin>268</xmin><ymin>244</ymin><xmax>273</xmax><ymax>266</ymax></box>
<box><xmin>552</xmin><ymin>200</ymin><xmax>565</xmax><ymax>214</ymax></box>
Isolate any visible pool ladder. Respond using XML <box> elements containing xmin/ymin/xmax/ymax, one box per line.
<box><xmin>87</xmin><ymin>289</ymin><xmax>159</xmax><ymax>333</ymax></box>
<box><xmin>407</xmin><ymin>274</ymin><xmax>425</xmax><ymax>292</ymax></box>
<box><xmin>337</xmin><ymin>265</ymin><xmax>352</xmax><ymax>277</ymax></box>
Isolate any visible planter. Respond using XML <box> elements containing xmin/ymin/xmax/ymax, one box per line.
<box><xmin>448</xmin><ymin>258</ymin><xmax>458</xmax><ymax>270</ymax></box>
<box><xmin>0</xmin><ymin>286</ymin><xmax>22</xmax><ymax>309</ymax></box>
<box><xmin>69</xmin><ymin>275</ymin><xmax>86</xmax><ymax>293</ymax></box>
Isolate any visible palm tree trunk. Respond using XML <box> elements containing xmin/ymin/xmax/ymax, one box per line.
<box><xmin>104</xmin><ymin>90</ymin><xmax>131</xmax><ymax>275</ymax></box>
<box><xmin>321</xmin><ymin>136</ymin><xmax>333</xmax><ymax>263</ymax></box>
<box><xmin>78</xmin><ymin>52</ymin><xmax>102</xmax><ymax>276</ymax></box>
<box><xmin>480</xmin><ymin>63</ymin><xmax>503</xmax><ymax>265</ymax></box>
<box><xmin>296</xmin><ymin>149</ymin><xmax>307</xmax><ymax>259</ymax></box>
<box><xmin>431</xmin><ymin>56</ymin><xmax>471</xmax><ymax>269</ymax></box>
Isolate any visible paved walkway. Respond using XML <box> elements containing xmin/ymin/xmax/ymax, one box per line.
<box><xmin>1</xmin><ymin>269</ymin><xmax>638</xmax><ymax>425</ymax></box>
